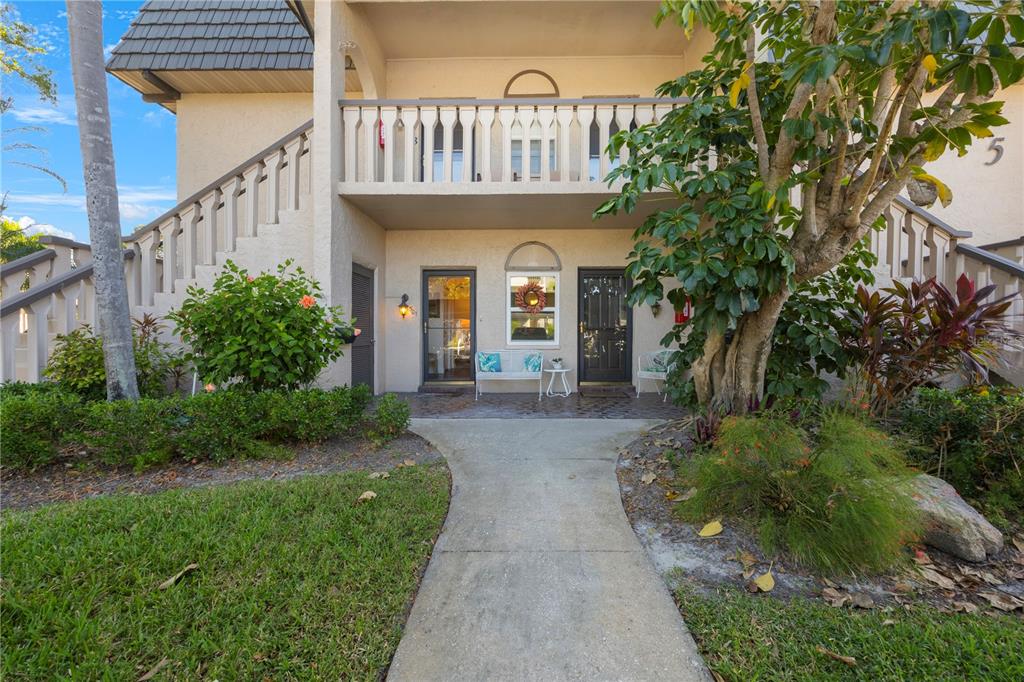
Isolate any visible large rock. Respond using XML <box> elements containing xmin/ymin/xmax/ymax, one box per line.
<box><xmin>908</xmin><ymin>474</ymin><xmax>1003</xmax><ymax>562</ymax></box>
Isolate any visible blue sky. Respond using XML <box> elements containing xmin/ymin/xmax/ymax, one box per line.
<box><xmin>2</xmin><ymin>0</ymin><xmax>177</xmax><ymax>242</ymax></box>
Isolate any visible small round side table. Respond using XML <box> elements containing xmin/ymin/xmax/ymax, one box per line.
<box><xmin>544</xmin><ymin>367</ymin><xmax>573</xmax><ymax>397</ymax></box>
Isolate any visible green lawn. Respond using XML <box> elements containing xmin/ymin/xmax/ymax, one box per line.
<box><xmin>1</xmin><ymin>465</ymin><xmax>450</xmax><ymax>680</ymax></box>
<box><xmin>677</xmin><ymin>585</ymin><xmax>1024</xmax><ymax>681</ymax></box>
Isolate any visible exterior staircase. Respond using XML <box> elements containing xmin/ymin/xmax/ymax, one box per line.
<box><xmin>1</xmin><ymin>113</ymin><xmax>1021</xmax><ymax>386</ymax></box>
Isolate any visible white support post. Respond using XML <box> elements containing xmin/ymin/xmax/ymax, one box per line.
<box><xmin>342</xmin><ymin>106</ymin><xmax>360</xmax><ymax>182</ymax></box>
<box><xmin>139</xmin><ymin>230</ymin><xmax>158</xmax><ymax>306</ymax></box>
<box><xmin>477</xmin><ymin>106</ymin><xmax>494</xmax><ymax>182</ymax></box>
<box><xmin>400</xmin><ymin>107</ymin><xmax>419</xmax><ymax>182</ymax></box>
<box><xmin>159</xmin><ymin>216</ymin><xmax>179</xmax><ymax>294</ymax></box>
<box><xmin>263</xmin><ymin>148</ymin><xmax>284</xmax><ymax>224</ymax></box>
<box><xmin>380</xmin><ymin>106</ymin><xmax>398</xmax><ymax>183</ymax></box>
<box><xmin>220</xmin><ymin>176</ymin><xmax>241</xmax><ymax>253</ymax></box>
<box><xmin>199</xmin><ymin>189</ymin><xmax>220</xmax><ymax>265</ymax></box>
<box><xmin>242</xmin><ymin>164</ymin><xmax>262</xmax><ymax>238</ymax></box>
<box><xmin>555</xmin><ymin>106</ymin><xmax>573</xmax><ymax>183</ymax></box>
<box><xmin>420</xmin><ymin>107</ymin><xmax>438</xmax><ymax>183</ymax></box>
<box><xmin>536</xmin><ymin>105</ymin><xmax>554</xmax><ymax>182</ymax></box>
<box><xmin>179</xmin><ymin>202</ymin><xmax>200</xmax><ymax>281</ymax></box>
<box><xmin>284</xmin><ymin>135</ymin><xmax>304</xmax><ymax>211</ymax></box>
<box><xmin>518</xmin><ymin>105</ymin><xmax>535</xmax><ymax>183</ymax></box>
<box><xmin>26</xmin><ymin>298</ymin><xmax>52</xmax><ymax>382</ymax></box>
<box><xmin>577</xmin><ymin>105</ymin><xmax>595</xmax><ymax>181</ymax></box>
<box><xmin>458</xmin><ymin>106</ymin><xmax>477</xmax><ymax>183</ymax></box>
<box><xmin>498</xmin><ymin>106</ymin><xmax>516</xmax><ymax>182</ymax></box>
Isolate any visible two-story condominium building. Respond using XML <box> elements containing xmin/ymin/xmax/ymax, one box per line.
<box><xmin>3</xmin><ymin>0</ymin><xmax>1021</xmax><ymax>391</ymax></box>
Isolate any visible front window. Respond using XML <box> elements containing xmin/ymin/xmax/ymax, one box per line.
<box><xmin>507</xmin><ymin>273</ymin><xmax>558</xmax><ymax>345</ymax></box>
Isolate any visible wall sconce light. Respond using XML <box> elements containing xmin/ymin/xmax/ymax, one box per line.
<box><xmin>650</xmin><ymin>302</ymin><xmax>662</xmax><ymax>318</ymax></box>
<box><xmin>398</xmin><ymin>293</ymin><xmax>414</xmax><ymax>318</ymax></box>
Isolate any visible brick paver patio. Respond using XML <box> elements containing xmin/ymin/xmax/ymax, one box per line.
<box><xmin>395</xmin><ymin>391</ymin><xmax>684</xmax><ymax>419</ymax></box>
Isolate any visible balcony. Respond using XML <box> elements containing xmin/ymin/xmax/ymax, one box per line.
<box><xmin>337</xmin><ymin>98</ymin><xmax>686</xmax><ymax>229</ymax></box>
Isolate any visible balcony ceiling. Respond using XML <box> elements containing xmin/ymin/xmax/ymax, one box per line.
<box><xmin>344</xmin><ymin>1</ymin><xmax>685</xmax><ymax>59</ymax></box>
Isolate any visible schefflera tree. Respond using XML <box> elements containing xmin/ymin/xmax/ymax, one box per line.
<box><xmin>597</xmin><ymin>0</ymin><xmax>1024</xmax><ymax>411</ymax></box>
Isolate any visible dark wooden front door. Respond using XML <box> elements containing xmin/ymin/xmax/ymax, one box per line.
<box><xmin>351</xmin><ymin>263</ymin><xmax>374</xmax><ymax>391</ymax></box>
<box><xmin>578</xmin><ymin>269</ymin><xmax>632</xmax><ymax>382</ymax></box>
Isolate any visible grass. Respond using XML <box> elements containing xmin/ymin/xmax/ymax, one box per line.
<box><xmin>676</xmin><ymin>585</ymin><xmax>1024</xmax><ymax>681</ymax></box>
<box><xmin>1</xmin><ymin>465</ymin><xmax>450</xmax><ymax>680</ymax></box>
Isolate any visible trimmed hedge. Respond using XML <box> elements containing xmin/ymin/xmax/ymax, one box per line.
<box><xmin>0</xmin><ymin>383</ymin><xmax>386</xmax><ymax>471</ymax></box>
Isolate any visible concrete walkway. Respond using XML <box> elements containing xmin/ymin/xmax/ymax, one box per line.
<box><xmin>387</xmin><ymin>419</ymin><xmax>710</xmax><ymax>682</ymax></box>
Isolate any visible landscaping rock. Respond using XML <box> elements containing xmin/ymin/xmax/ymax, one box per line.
<box><xmin>908</xmin><ymin>474</ymin><xmax>1003</xmax><ymax>562</ymax></box>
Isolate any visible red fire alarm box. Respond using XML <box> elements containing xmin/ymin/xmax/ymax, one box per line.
<box><xmin>674</xmin><ymin>297</ymin><xmax>692</xmax><ymax>324</ymax></box>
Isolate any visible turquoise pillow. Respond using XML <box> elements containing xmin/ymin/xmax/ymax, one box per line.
<box><xmin>523</xmin><ymin>353</ymin><xmax>542</xmax><ymax>372</ymax></box>
<box><xmin>478</xmin><ymin>352</ymin><xmax>502</xmax><ymax>372</ymax></box>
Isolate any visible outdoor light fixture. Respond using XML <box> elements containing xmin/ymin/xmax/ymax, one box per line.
<box><xmin>398</xmin><ymin>294</ymin><xmax>414</xmax><ymax>318</ymax></box>
<box><xmin>651</xmin><ymin>302</ymin><xmax>662</xmax><ymax>318</ymax></box>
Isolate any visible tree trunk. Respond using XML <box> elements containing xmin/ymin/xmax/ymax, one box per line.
<box><xmin>67</xmin><ymin>1</ymin><xmax>139</xmax><ymax>400</ymax></box>
<box><xmin>692</xmin><ymin>289</ymin><xmax>790</xmax><ymax>413</ymax></box>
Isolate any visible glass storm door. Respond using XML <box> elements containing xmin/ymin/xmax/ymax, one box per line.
<box><xmin>578</xmin><ymin>269</ymin><xmax>632</xmax><ymax>382</ymax></box>
<box><xmin>422</xmin><ymin>271</ymin><xmax>475</xmax><ymax>382</ymax></box>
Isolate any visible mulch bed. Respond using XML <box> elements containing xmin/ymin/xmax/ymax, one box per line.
<box><xmin>618</xmin><ymin>419</ymin><xmax>1024</xmax><ymax>618</ymax></box>
<box><xmin>1</xmin><ymin>432</ymin><xmax>442</xmax><ymax>512</ymax></box>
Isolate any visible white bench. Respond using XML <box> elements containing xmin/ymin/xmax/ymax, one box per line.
<box><xmin>637</xmin><ymin>350</ymin><xmax>675</xmax><ymax>401</ymax></box>
<box><xmin>475</xmin><ymin>350</ymin><xmax>545</xmax><ymax>400</ymax></box>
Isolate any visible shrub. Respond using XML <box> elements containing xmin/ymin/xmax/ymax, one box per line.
<box><xmin>263</xmin><ymin>385</ymin><xmax>372</xmax><ymax>443</ymax></box>
<box><xmin>679</xmin><ymin>410</ymin><xmax>918</xmax><ymax>574</ymax></box>
<box><xmin>169</xmin><ymin>260</ymin><xmax>355</xmax><ymax>391</ymax></box>
<box><xmin>845</xmin><ymin>275</ymin><xmax>1020</xmax><ymax>416</ymax></box>
<box><xmin>0</xmin><ymin>386</ymin><xmax>83</xmax><ymax>469</ymax></box>
<box><xmin>366</xmin><ymin>393</ymin><xmax>411</xmax><ymax>446</ymax></box>
<box><xmin>79</xmin><ymin>399</ymin><xmax>178</xmax><ymax>470</ymax></box>
<box><xmin>174</xmin><ymin>390</ymin><xmax>276</xmax><ymax>462</ymax></box>
<box><xmin>44</xmin><ymin>317</ymin><xmax>183</xmax><ymax>400</ymax></box>
<box><xmin>897</xmin><ymin>387</ymin><xmax>1023</xmax><ymax>517</ymax></box>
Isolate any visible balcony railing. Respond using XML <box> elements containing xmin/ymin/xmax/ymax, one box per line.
<box><xmin>338</xmin><ymin>97</ymin><xmax>688</xmax><ymax>188</ymax></box>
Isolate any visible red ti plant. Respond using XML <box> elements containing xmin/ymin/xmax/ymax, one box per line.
<box><xmin>844</xmin><ymin>274</ymin><xmax>1020</xmax><ymax>416</ymax></box>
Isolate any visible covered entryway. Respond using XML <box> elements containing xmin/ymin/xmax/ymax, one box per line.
<box><xmin>351</xmin><ymin>263</ymin><xmax>375</xmax><ymax>392</ymax></box>
<box><xmin>578</xmin><ymin>268</ymin><xmax>632</xmax><ymax>383</ymax></box>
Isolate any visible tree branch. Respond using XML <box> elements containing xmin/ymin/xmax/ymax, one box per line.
<box><xmin>745</xmin><ymin>32</ymin><xmax>770</xmax><ymax>179</ymax></box>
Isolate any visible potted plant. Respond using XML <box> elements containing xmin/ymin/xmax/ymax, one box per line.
<box><xmin>551</xmin><ymin>357</ymin><xmax>563</xmax><ymax>369</ymax></box>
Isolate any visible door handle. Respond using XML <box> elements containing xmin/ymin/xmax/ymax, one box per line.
<box><xmin>579</xmin><ymin>321</ymin><xmax>585</xmax><ymax>334</ymax></box>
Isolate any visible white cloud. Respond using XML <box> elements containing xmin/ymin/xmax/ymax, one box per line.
<box><xmin>103</xmin><ymin>43</ymin><xmax>119</xmax><ymax>59</ymax></box>
<box><xmin>8</xmin><ymin>106</ymin><xmax>76</xmax><ymax>127</ymax></box>
<box><xmin>3</xmin><ymin>215</ymin><xmax>76</xmax><ymax>241</ymax></box>
<box><xmin>142</xmin><ymin>109</ymin><xmax>173</xmax><ymax>128</ymax></box>
<box><xmin>7</xmin><ymin>185</ymin><xmax>176</xmax><ymax>226</ymax></box>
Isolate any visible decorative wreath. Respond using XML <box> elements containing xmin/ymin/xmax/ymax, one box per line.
<box><xmin>515</xmin><ymin>281</ymin><xmax>547</xmax><ymax>314</ymax></box>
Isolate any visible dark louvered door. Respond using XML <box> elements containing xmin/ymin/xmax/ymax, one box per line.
<box><xmin>578</xmin><ymin>269</ymin><xmax>632</xmax><ymax>382</ymax></box>
<box><xmin>351</xmin><ymin>263</ymin><xmax>374</xmax><ymax>392</ymax></box>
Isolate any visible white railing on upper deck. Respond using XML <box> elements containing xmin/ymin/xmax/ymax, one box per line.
<box><xmin>338</xmin><ymin>98</ymin><xmax>687</xmax><ymax>187</ymax></box>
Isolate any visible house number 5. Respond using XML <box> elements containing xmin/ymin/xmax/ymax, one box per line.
<box><xmin>985</xmin><ymin>137</ymin><xmax>1005</xmax><ymax>166</ymax></box>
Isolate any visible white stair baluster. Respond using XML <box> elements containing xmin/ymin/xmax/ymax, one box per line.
<box><xmin>400</xmin><ymin>107</ymin><xmax>419</xmax><ymax>182</ymax></box>
<box><xmin>380</xmin><ymin>106</ymin><xmax>398</xmax><ymax>183</ymax></box>
<box><xmin>458</xmin><ymin>106</ymin><xmax>477</xmax><ymax>183</ymax></box>
<box><xmin>577</xmin><ymin>105</ymin><xmax>595</xmax><ymax>182</ymax></box>
<box><xmin>477</xmin><ymin>106</ymin><xmax>495</xmax><ymax>182</ymax></box>
<box><xmin>220</xmin><ymin>176</ymin><xmax>241</xmax><ymax>254</ymax></box>
<box><xmin>498</xmin><ymin>106</ymin><xmax>516</xmax><ymax>182</ymax></box>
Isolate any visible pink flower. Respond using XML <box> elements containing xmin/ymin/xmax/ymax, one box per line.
<box><xmin>299</xmin><ymin>295</ymin><xmax>316</xmax><ymax>309</ymax></box>
<box><xmin>204</xmin><ymin>383</ymin><xmax>215</xmax><ymax>392</ymax></box>
<box><xmin>247</xmin><ymin>275</ymin><xmax>254</xmax><ymax>282</ymax></box>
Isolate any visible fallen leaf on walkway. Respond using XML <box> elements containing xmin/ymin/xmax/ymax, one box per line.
<box><xmin>918</xmin><ymin>566</ymin><xmax>956</xmax><ymax>590</ymax></box>
<box><xmin>821</xmin><ymin>587</ymin><xmax>850</xmax><ymax>608</ymax></box>
<box><xmin>851</xmin><ymin>593</ymin><xmax>875</xmax><ymax>609</ymax></box>
<box><xmin>697</xmin><ymin>520</ymin><xmax>723</xmax><ymax>537</ymax></box>
<box><xmin>640</xmin><ymin>471</ymin><xmax>657</xmax><ymax>485</ymax></box>
<box><xmin>734</xmin><ymin>550</ymin><xmax>757</xmax><ymax>570</ymax></box>
<box><xmin>815</xmin><ymin>646</ymin><xmax>856</xmax><ymax>667</ymax></box>
<box><xmin>753</xmin><ymin>569</ymin><xmax>775</xmax><ymax>592</ymax></box>
<box><xmin>979</xmin><ymin>592</ymin><xmax>1024</xmax><ymax>612</ymax></box>
<box><xmin>952</xmin><ymin>601</ymin><xmax>979</xmax><ymax>614</ymax></box>
<box><xmin>356</xmin><ymin>490</ymin><xmax>377</xmax><ymax>504</ymax></box>
<box><xmin>158</xmin><ymin>563</ymin><xmax>198</xmax><ymax>590</ymax></box>
<box><xmin>664</xmin><ymin>490</ymin><xmax>680</xmax><ymax>501</ymax></box>
<box><xmin>368</xmin><ymin>471</ymin><xmax>390</xmax><ymax>480</ymax></box>
<box><xmin>138</xmin><ymin>657</ymin><xmax>170</xmax><ymax>680</ymax></box>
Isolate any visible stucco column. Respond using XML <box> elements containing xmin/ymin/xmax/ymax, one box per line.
<box><xmin>312</xmin><ymin>0</ymin><xmax>351</xmax><ymax>387</ymax></box>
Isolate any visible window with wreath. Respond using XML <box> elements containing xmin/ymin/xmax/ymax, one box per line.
<box><xmin>508</xmin><ymin>273</ymin><xmax>558</xmax><ymax>345</ymax></box>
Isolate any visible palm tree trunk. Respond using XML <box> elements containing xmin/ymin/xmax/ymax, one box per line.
<box><xmin>67</xmin><ymin>0</ymin><xmax>139</xmax><ymax>400</ymax></box>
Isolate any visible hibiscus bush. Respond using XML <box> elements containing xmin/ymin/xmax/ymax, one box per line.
<box><xmin>169</xmin><ymin>260</ymin><xmax>354</xmax><ymax>391</ymax></box>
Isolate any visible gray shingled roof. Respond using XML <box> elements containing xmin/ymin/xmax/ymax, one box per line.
<box><xmin>106</xmin><ymin>0</ymin><xmax>311</xmax><ymax>72</ymax></box>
